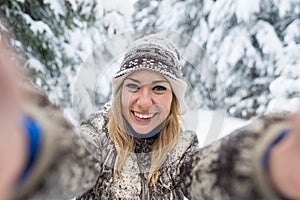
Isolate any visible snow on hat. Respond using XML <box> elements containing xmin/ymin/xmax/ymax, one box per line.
<box><xmin>113</xmin><ymin>34</ymin><xmax>188</xmax><ymax>114</ymax></box>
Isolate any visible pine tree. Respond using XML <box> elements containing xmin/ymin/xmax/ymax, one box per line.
<box><xmin>0</xmin><ymin>0</ymin><xmax>132</xmax><ymax>120</ymax></box>
<box><xmin>0</xmin><ymin>0</ymin><xmax>97</xmax><ymax>107</ymax></box>
<box><xmin>132</xmin><ymin>0</ymin><xmax>162</xmax><ymax>29</ymax></box>
<box><xmin>132</xmin><ymin>0</ymin><xmax>300</xmax><ymax>118</ymax></box>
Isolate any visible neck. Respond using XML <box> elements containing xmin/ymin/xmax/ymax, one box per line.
<box><xmin>125</xmin><ymin>120</ymin><xmax>162</xmax><ymax>139</ymax></box>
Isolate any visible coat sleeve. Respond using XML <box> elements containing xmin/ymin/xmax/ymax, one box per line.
<box><xmin>12</xmin><ymin>86</ymin><xmax>105</xmax><ymax>200</ymax></box>
<box><xmin>178</xmin><ymin>115</ymin><xmax>290</xmax><ymax>200</ymax></box>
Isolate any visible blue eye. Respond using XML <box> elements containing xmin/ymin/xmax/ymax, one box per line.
<box><xmin>153</xmin><ymin>86</ymin><xmax>166</xmax><ymax>91</ymax></box>
<box><xmin>126</xmin><ymin>83</ymin><xmax>140</xmax><ymax>91</ymax></box>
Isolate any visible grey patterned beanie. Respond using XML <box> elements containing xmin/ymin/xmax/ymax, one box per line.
<box><xmin>113</xmin><ymin>34</ymin><xmax>188</xmax><ymax>114</ymax></box>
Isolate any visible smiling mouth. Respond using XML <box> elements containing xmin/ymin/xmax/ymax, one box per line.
<box><xmin>132</xmin><ymin>111</ymin><xmax>156</xmax><ymax>120</ymax></box>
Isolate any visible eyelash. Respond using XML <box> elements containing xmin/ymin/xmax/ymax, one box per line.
<box><xmin>153</xmin><ymin>86</ymin><xmax>166</xmax><ymax>91</ymax></box>
<box><xmin>126</xmin><ymin>83</ymin><xmax>140</xmax><ymax>90</ymax></box>
<box><xmin>125</xmin><ymin>84</ymin><xmax>167</xmax><ymax>92</ymax></box>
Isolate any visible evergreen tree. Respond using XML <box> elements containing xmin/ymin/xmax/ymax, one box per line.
<box><xmin>132</xmin><ymin>0</ymin><xmax>162</xmax><ymax>29</ymax></box>
<box><xmin>132</xmin><ymin>0</ymin><xmax>300</xmax><ymax>118</ymax></box>
<box><xmin>0</xmin><ymin>0</ymin><xmax>97</xmax><ymax>107</ymax></box>
<box><xmin>0</xmin><ymin>0</ymin><xmax>132</xmax><ymax>118</ymax></box>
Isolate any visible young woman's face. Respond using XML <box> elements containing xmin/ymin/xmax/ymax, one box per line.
<box><xmin>121</xmin><ymin>70</ymin><xmax>173</xmax><ymax>134</ymax></box>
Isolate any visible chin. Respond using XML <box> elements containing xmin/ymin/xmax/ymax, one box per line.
<box><xmin>133</xmin><ymin>127</ymin><xmax>152</xmax><ymax>134</ymax></box>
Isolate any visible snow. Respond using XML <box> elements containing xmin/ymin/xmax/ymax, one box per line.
<box><xmin>206</xmin><ymin>26</ymin><xmax>223</xmax><ymax>61</ymax></box>
<box><xmin>132</xmin><ymin>0</ymin><xmax>300</xmax><ymax>119</ymax></box>
<box><xmin>9</xmin><ymin>1</ymin><xmax>300</xmax><ymax>198</ymax></box>
<box><xmin>182</xmin><ymin>109</ymin><xmax>248</xmax><ymax>147</ymax></box>
<box><xmin>67</xmin><ymin>0</ymin><xmax>78</xmax><ymax>10</ymax></box>
<box><xmin>235</xmin><ymin>0</ymin><xmax>260</xmax><ymax>22</ymax></box>
<box><xmin>103</xmin><ymin>0</ymin><xmax>134</xmax><ymax>18</ymax></box>
<box><xmin>22</xmin><ymin>14</ymin><xmax>54</xmax><ymax>37</ymax></box>
<box><xmin>208</xmin><ymin>0</ymin><xmax>234</xmax><ymax>29</ymax></box>
<box><xmin>274</xmin><ymin>0</ymin><xmax>296</xmax><ymax>18</ymax></box>
<box><xmin>284</xmin><ymin>19</ymin><xmax>300</xmax><ymax>45</ymax></box>
<box><xmin>14</xmin><ymin>0</ymin><xmax>299</xmax><ymax>132</ymax></box>
<box><xmin>266</xmin><ymin>97</ymin><xmax>300</xmax><ymax>114</ymax></box>
<box><xmin>269</xmin><ymin>77</ymin><xmax>299</xmax><ymax>97</ymax></box>
<box><xmin>157</xmin><ymin>1</ymin><xmax>186</xmax><ymax>29</ymax></box>
<box><xmin>193</xmin><ymin>19</ymin><xmax>209</xmax><ymax>46</ymax></box>
<box><xmin>25</xmin><ymin>57</ymin><xmax>45</xmax><ymax>73</ymax></box>
<box><xmin>254</xmin><ymin>21</ymin><xmax>283</xmax><ymax>57</ymax></box>
<box><xmin>44</xmin><ymin>0</ymin><xmax>65</xmax><ymax>15</ymax></box>
<box><xmin>217</xmin><ymin>28</ymin><xmax>248</xmax><ymax>74</ymax></box>
<box><xmin>69</xmin><ymin>28</ymin><xmax>100</xmax><ymax>60</ymax></box>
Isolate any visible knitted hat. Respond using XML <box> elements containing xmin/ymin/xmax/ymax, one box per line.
<box><xmin>113</xmin><ymin>34</ymin><xmax>188</xmax><ymax>114</ymax></box>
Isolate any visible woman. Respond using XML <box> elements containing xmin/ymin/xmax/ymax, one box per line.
<box><xmin>1</xmin><ymin>33</ymin><xmax>300</xmax><ymax>200</ymax></box>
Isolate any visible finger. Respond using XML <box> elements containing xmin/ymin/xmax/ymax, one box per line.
<box><xmin>290</xmin><ymin>110</ymin><xmax>300</xmax><ymax>136</ymax></box>
<box><xmin>0</xmin><ymin>31</ymin><xmax>21</xmax><ymax>133</ymax></box>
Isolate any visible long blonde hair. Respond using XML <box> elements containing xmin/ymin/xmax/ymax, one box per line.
<box><xmin>107</xmin><ymin>82</ymin><xmax>181</xmax><ymax>186</ymax></box>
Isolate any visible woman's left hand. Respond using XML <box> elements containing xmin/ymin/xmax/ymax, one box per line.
<box><xmin>270</xmin><ymin>109</ymin><xmax>300</xmax><ymax>199</ymax></box>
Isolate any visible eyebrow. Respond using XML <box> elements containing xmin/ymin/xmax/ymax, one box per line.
<box><xmin>126</xmin><ymin>77</ymin><xmax>169</xmax><ymax>84</ymax></box>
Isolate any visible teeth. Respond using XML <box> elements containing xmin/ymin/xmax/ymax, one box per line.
<box><xmin>134</xmin><ymin>112</ymin><xmax>154</xmax><ymax>119</ymax></box>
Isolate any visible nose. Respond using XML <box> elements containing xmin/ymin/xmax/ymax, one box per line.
<box><xmin>136</xmin><ymin>88</ymin><xmax>153</xmax><ymax>109</ymax></box>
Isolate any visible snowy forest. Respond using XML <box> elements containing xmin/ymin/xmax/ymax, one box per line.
<box><xmin>0</xmin><ymin>0</ymin><xmax>299</xmax><ymax>123</ymax></box>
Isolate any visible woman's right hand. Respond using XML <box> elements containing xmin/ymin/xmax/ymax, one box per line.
<box><xmin>0</xmin><ymin>32</ymin><xmax>27</xmax><ymax>200</ymax></box>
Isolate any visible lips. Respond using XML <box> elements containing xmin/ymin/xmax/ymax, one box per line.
<box><xmin>132</xmin><ymin>111</ymin><xmax>156</xmax><ymax>121</ymax></box>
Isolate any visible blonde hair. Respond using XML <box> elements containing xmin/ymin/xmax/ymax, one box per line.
<box><xmin>108</xmin><ymin>82</ymin><xmax>181</xmax><ymax>186</ymax></box>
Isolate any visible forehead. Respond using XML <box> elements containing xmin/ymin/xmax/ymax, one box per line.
<box><xmin>126</xmin><ymin>69</ymin><xmax>168</xmax><ymax>83</ymax></box>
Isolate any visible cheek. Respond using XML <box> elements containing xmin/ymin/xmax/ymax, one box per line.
<box><xmin>157</xmin><ymin>94</ymin><xmax>173</xmax><ymax>114</ymax></box>
<box><xmin>121</xmin><ymin>89</ymin><xmax>133</xmax><ymax>110</ymax></box>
